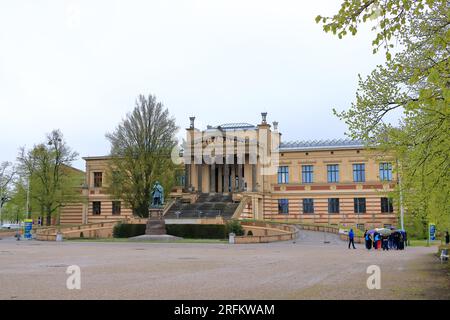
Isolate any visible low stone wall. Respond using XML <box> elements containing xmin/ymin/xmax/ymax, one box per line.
<box><xmin>234</xmin><ymin>221</ymin><xmax>298</xmax><ymax>244</ymax></box>
<box><xmin>35</xmin><ymin>220</ymin><xmax>122</xmax><ymax>241</ymax></box>
<box><xmin>295</xmin><ymin>224</ymin><xmax>364</xmax><ymax>244</ymax></box>
<box><xmin>165</xmin><ymin>217</ymin><xmax>225</xmax><ymax>225</ymax></box>
<box><xmin>339</xmin><ymin>233</ymin><xmax>364</xmax><ymax>244</ymax></box>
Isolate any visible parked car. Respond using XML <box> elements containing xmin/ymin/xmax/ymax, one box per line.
<box><xmin>1</xmin><ymin>223</ymin><xmax>22</xmax><ymax>230</ymax></box>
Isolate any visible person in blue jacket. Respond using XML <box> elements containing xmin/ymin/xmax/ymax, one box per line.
<box><xmin>348</xmin><ymin>228</ymin><xmax>356</xmax><ymax>249</ymax></box>
<box><xmin>374</xmin><ymin>232</ymin><xmax>381</xmax><ymax>250</ymax></box>
<box><xmin>365</xmin><ymin>231</ymin><xmax>372</xmax><ymax>250</ymax></box>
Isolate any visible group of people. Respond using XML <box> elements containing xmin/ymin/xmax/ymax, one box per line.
<box><xmin>347</xmin><ymin>228</ymin><xmax>408</xmax><ymax>251</ymax></box>
<box><xmin>363</xmin><ymin>230</ymin><xmax>407</xmax><ymax>251</ymax></box>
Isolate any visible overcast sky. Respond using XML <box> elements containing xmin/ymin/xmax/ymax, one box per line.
<box><xmin>0</xmin><ymin>0</ymin><xmax>388</xmax><ymax>170</ymax></box>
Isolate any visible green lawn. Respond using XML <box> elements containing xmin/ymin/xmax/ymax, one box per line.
<box><xmin>67</xmin><ymin>238</ymin><xmax>228</xmax><ymax>244</ymax></box>
<box><xmin>408</xmin><ymin>239</ymin><xmax>442</xmax><ymax>247</ymax></box>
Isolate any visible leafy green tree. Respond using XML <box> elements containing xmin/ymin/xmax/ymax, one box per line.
<box><xmin>0</xmin><ymin>162</ymin><xmax>17</xmax><ymax>224</ymax></box>
<box><xmin>17</xmin><ymin>130</ymin><xmax>80</xmax><ymax>226</ymax></box>
<box><xmin>106</xmin><ymin>94</ymin><xmax>179</xmax><ymax>218</ymax></box>
<box><xmin>317</xmin><ymin>0</ymin><xmax>449</xmax><ymax>236</ymax></box>
<box><xmin>1</xmin><ymin>178</ymin><xmax>27</xmax><ymax>223</ymax></box>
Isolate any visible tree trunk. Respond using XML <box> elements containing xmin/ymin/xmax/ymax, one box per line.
<box><xmin>46</xmin><ymin>208</ymin><xmax>52</xmax><ymax>226</ymax></box>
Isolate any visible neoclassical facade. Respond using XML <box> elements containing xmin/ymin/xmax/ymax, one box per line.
<box><xmin>179</xmin><ymin>113</ymin><xmax>398</xmax><ymax>229</ymax></box>
<box><xmin>61</xmin><ymin>113</ymin><xmax>399</xmax><ymax>230</ymax></box>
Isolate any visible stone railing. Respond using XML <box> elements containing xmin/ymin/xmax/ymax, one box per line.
<box><xmin>162</xmin><ymin>199</ymin><xmax>176</xmax><ymax>217</ymax></box>
<box><xmin>232</xmin><ymin>196</ymin><xmax>251</xmax><ymax>220</ymax></box>
<box><xmin>234</xmin><ymin>221</ymin><xmax>298</xmax><ymax>244</ymax></box>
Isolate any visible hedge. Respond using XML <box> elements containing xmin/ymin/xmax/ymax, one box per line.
<box><xmin>166</xmin><ymin>224</ymin><xmax>227</xmax><ymax>239</ymax></box>
<box><xmin>113</xmin><ymin>224</ymin><xmax>147</xmax><ymax>238</ymax></box>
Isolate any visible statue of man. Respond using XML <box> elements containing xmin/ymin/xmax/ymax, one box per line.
<box><xmin>151</xmin><ymin>181</ymin><xmax>164</xmax><ymax>206</ymax></box>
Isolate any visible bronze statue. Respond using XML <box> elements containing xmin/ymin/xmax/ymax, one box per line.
<box><xmin>151</xmin><ymin>181</ymin><xmax>164</xmax><ymax>207</ymax></box>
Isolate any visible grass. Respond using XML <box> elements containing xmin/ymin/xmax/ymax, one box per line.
<box><xmin>67</xmin><ymin>238</ymin><xmax>228</xmax><ymax>244</ymax></box>
<box><xmin>408</xmin><ymin>239</ymin><xmax>441</xmax><ymax>247</ymax></box>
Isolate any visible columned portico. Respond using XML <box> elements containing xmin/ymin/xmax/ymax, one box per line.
<box><xmin>184</xmin><ymin>118</ymin><xmax>267</xmax><ymax>208</ymax></box>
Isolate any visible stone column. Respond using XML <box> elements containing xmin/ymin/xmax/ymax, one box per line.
<box><xmin>197</xmin><ymin>164</ymin><xmax>203</xmax><ymax>193</ymax></box>
<box><xmin>218</xmin><ymin>165</ymin><xmax>223</xmax><ymax>193</ymax></box>
<box><xmin>224</xmin><ymin>165</ymin><xmax>230</xmax><ymax>193</ymax></box>
<box><xmin>252</xmin><ymin>164</ymin><xmax>257</xmax><ymax>192</ymax></box>
<box><xmin>231</xmin><ymin>165</ymin><xmax>236</xmax><ymax>192</ymax></box>
<box><xmin>238</xmin><ymin>164</ymin><xmax>243</xmax><ymax>192</ymax></box>
<box><xmin>210</xmin><ymin>164</ymin><xmax>216</xmax><ymax>193</ymax></box>
<box><xmin>185</xmin><ymin>164</ymin><xmax>191</xmax><ymax>191</ymax></box>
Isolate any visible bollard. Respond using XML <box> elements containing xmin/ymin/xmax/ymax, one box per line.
<box><xmin>229</xmin><ymin>233</ymin><xmax>236</xmax><ymax>244</ymax></box>
<box><xmin>56</xmin><ymin>232</ymin><xmax>63</xmax><ymax>242</ymax></box>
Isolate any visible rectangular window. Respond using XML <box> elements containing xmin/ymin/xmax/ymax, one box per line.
<box><xmin>353</xmin><ymin>164</ymin><xmax>365</xmax><ymax>182</ymax></box>
<box><xmin>93</xmin><ymin>172</ymin><xmax>103</xmax><ymax>188</ymax></box>
<box><xmin>357</xmin><ymin>223</ymin><xmax>365</xmax><ymax>232</ymax></box>
<box><xmin>112</xmin><ymin>201</ymin><xmax>121</xmax><ymax>215</ymax></box>
<box><xmin>278</xmin><ymin>199</ymin><xmax>289</xmax><ymax>214</ymax></box>
<box><xmin>92</xmin><ymin>201</ymin><xmax>101</xmax><ymax>215</ymax></box>
<box><xmin>354</xmin><ymin>198</ymin><xmax>366</xmax><ymax>214</ymax></box>
<box><xmin>379</xmin><ymin>162</ymin><xmax>393</xmax><ymax>181</ymax></box>
<box><xmin>302</xmin><ymin>198</ymin><xmax>314</xmax><ymax>214</ymax></box>
<box><xmin>327</xmin><ymin>164</ymin><xmax>339</xmax><ymax>183</ymax></box>
<box><xmin>278</xmin><ymin>166</ymin><xmax>289</xmax><ymax>184</ymax></box>
<box><xmin>381</xmin><ymin>197</ymin><xmax>394</xmax><ymax>213</ymax></box>
<box><xmin>302</xmin><ymin>165</ymin><xmax>314</xmax><ymax>184</ymax></box>
<box><xmin>328</xmin><ymin>198</ymin><xmax>340</xmax><ymax>214</ymax></box>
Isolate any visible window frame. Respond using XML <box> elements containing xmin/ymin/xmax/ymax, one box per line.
<box><xmin>112</xmin><ymin>201</ymin><xmax>121</xmax><ymax>215</ymax></box>
<box><xmin>302</xmin><ymin>165</ymin><xmax>314</xmax><ymax>184</ymax></box>
<box><xmin>278</xmin><ymin>166</ymin><xmax>289</xmax><ymax>184</ymax></box>
<box><xmin>379</xmin><ymin>162</ymin><xmax>393</xmax><ymax>181</ymax></box>
<box><xmin>327</xmin><ymin>164</ymin><xmax>339</xmax><ymax>183</ymax></box>
<box><xmin>381</xmin><ymin>197</ymin><xmax>394</xmax><ymax>213</ymax></box>
<box><xmin>328</xmin><ymin>198</ymin><xmax>340</xmax><ymax>214</ymax></box>
<box><xmin>302</xmin><ymin>198</ymin><xmax>314</xmax><ymax>214</ymax></box>
<box><xmin>92</xmin><ymin>201</ymin><xmax>101</xmax><ymax>215</ymax></box>
<box><xmin>353</xmin><ymin>163</ymin><xmax>366</xmax><ymax>182</ymax></box>
<box><xmin>93</xmin><ymin>172</ymin><xmax>103</xmax><ymax>188</ymax></box>
<box><xmin>354</xmin><ymin>198</ymin><xmax>367</xmax><ymax>214</ymax></box>
<box><xmin>278</xmin><ymin>199</ymin><xmax>289</xmax><ymax>214</ymax></box>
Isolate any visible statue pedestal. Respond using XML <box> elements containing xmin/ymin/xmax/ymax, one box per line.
<box><xmin>146</xmin><ymin>208</ymin><xmax>166</xmax><ymax>235</ymax></box>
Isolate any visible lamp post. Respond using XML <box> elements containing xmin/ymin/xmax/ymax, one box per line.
<box><xmin>396</xmin><ymin>159</ymin><xmax>405</xmax><ymax>231</ymax></box>
<box><xmin>0</xmin><ymin>193</ymin><xmax>4</xmax><ymax>226</ymax></box>
<box><xmin>26</xmin><ymin>175</ymin><xmax>31</xmax><ymax>220</ymax></box>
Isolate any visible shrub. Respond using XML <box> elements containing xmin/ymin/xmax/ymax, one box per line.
<box><xmin>226</xmin><ymin>220</ymin><xmax>245</xmax><ymax>236</ymax></box>
<box><xmin>166</xmin><ymin>224</ymin><xmax>227</xmax><ymax>239</ymax></box>
<box><xmin>113</xmin><ymin>223</ymin><xmax>146</xmax><ymax>238</ymax></box>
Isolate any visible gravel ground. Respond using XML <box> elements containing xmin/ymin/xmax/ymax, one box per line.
<box><xmin>0</xmin><ymin>230</ymin><xmax>449</xmax><ymax>300</ymax></box>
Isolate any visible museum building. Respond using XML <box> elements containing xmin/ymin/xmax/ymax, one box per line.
<box><xmin>60</xmin><ymin>113</ymin><xmax>398</xmax><ymax>230</ymax></box>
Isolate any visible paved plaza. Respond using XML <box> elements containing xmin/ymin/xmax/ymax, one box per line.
<box><xmin>0</xmin><ymin>230</ymin><xmax>449</xmax><ymax>300</ymax></box>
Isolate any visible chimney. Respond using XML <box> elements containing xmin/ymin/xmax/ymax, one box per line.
<box><xmin>189</xmin><ymin>117</ymin><xmax>196</xmax><ymax>129</ymax></box>
<box><xmin>261</xmin><ymin>112</ymin><xmax>268</xmax><ymax>125</ymax></box>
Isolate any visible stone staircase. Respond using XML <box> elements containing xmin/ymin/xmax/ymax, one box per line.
<box><xmin>165</xmin><ymin>193</ymin><xmax>240</xmax><ymax>220</ymax></box>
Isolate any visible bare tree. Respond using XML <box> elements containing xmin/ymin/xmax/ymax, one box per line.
<box><xmin>106</xmin><ymin>94</ymin><xmax>178</xmax><ymax>217</ymax></box>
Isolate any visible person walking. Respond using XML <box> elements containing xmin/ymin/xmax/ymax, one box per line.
<box><xmin>445</xmin><ymin>231</ymin><xmax>449</xmax><ymax>245</ymax></box>
<box><xmin>348</xmin><ymin>228</ymin><xmax>356</xmax><ymax>249</ymax></box>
